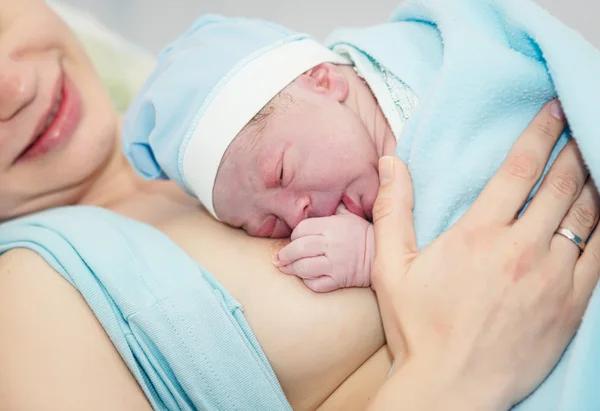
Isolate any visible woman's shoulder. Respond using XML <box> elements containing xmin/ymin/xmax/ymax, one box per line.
<box><xmin>0</xmin><ymin>208</ymin><xmax>106</xmax><ymax>282</ymax></box>
<box><xmin>1</xmin><ymin>205</ymin><xmax>165</xmax><ymax>245</ymax></box>
<box><xmin>0</xmin><ymin>206</ymin><xmax>154</xmax><ymax>271</ymax></box>
<box><xmin>0</xmin><ymin>247</ymin><xmax>51</xmax><ymax>274</ymax></box>
<box><xmin>0</xmin><ymin>205</ymin><xmax>201</xmax><ymax>305</ymax></box>
<box><xmin>0</xmin><ymin>245</ymin><xmax>153</xmax><ymax>411</ymax></box>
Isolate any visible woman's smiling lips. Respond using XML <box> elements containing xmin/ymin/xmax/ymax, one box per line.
<box><xmin>17</xmin><ymin>72</ymin><xmax>82</xmax><ymax>163</ymax></box>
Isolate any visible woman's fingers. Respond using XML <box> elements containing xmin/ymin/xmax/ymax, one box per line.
<box><xmin>574</xmin><ymin>185</ymin><xmax>600</xmax><ymax>307</ymax></box>
<box><xmin>371</xmin><ymin>156</ymin><xmax>418</xmax><ymax>288</ymax></box>
<box><xmin>574</xmin><ymin>228</ymin><xmax>600</xmax><ymax>308</ymax></box>
<box><xmin>468</xmin><ymin>100</ymin><xmax>567</xmax><ymax>226</ymax></box>
<box><xmin>371</xmin><ymin>156</ymin><xmax>417</xmax><ymax>356</ymax></box>
<box><xmin>550</xmin><ymin>178</ymin><xmax>599</xmax><ymax>266</ymax></box>
<box><xmin>519</xmin><ymin>140</ymin><xmax>588</xmax><ymax>240</ymax></box>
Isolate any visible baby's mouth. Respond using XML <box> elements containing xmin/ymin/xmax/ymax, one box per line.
<box><xmin>362</xmin><ymin>196</ymin><xmax>374</xmax><ymax>222</ymax></box>
<box><xmin>342</xmin><ymin>194</ymin><xmax>366</xmax><ymax>219</ymax></box>
<box><xmin>365</xmin><ymin>207</ymin><xmax>373</xmax><ymax>222</ymax></box>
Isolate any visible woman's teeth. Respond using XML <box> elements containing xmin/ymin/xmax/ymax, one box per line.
<box><xmin>42</xmin><ymin>90</ymin><xmax>63</xmax><ymax>132</ymax></box>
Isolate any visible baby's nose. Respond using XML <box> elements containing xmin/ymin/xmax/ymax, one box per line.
<box><xmin>297</xmin><ymin>196</ymin><xmax>311</xmax><ymax>219</ymax></box>
<box><xmin>285</xmin><ymin>196</ymin><xmax>311</xmax><ymax>229</ymax></box>
<box><xmin>0</xmin><ymin>59</ymin><xmax>35</xmax><ymax>121</ymax></box>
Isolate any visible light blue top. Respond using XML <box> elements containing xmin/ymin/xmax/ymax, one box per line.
<box><xmin>327</xmin><ymin>0</ymin><xmax>600</xmax><ymax>409</ymax></box>
<box><xmin>0</xmin><ymin>206</ymin><xmax>291</xmax><ymax>410</ymax></box>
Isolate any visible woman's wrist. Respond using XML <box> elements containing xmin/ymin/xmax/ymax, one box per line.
<box><xmin>371</xmin><ymin>355</ymin><xmax>511</xmax><ymax>411</ymax></box>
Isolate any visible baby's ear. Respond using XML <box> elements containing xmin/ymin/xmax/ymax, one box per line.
<box><xmin>296</xmin><ymin>63</ymin><xmax>349</xmax><ymax>102</ymax></box>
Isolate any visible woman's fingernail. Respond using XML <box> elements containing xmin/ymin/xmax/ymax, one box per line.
<box><xmin>379</xmin><ymin>156</ymin><xmax>394</xmax><ymax>186</ymax></box>
<box><xmin>551</xmin><ymin>100</ymin><xmax>565</xmax><ymax>121</ymax></box>
<box><xmin>272</xmin><ymin>253</ymin><xmax>280</xmax><ymax>267</ymax></box>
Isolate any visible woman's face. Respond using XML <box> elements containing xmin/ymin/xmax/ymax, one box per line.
<box><xmin>0</xmin><ymin>0</ymin><xmax>118</xmax><ymax>221</ymax></box>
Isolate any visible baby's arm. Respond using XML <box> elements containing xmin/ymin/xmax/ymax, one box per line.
<box><xmin>274</xmin><ymin>212</ymin><xmax>375</xmax><ymax>292</ymax></box>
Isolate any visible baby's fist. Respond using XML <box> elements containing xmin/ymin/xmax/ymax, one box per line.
<box><xmin>274</xmin><ymin>213</ymin><xmax>374</xmax><ymax>292</ymax></box>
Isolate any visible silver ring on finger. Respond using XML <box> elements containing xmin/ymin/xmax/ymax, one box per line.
<box><xmin>555</xmin><ymin>227</ymin><xmax>586</xmax><ymax>253</ymax></box>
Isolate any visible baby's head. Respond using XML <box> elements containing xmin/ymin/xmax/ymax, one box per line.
<box><xmin>123</xmin><ymin>15</ymin><xmax>380</xmax><ymax>237</ymax></box>
<box><xmin>213</xmin><ymin>62</ymin><xmax>380</xmax><ymax>237</ymax></box>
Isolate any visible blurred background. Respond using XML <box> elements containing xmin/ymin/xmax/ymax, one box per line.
<box><xmin>60</xmin><ymin>0</ymin><xmax>599</xmax><ymax>54</ymax></box>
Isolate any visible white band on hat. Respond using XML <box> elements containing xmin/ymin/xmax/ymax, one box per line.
<box><xmin>181</xmin><ymin>38</ymin><xmax>350</xmax><ymax>219</ymax></box>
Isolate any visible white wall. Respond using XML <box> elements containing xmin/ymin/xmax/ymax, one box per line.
<box><xmin>61</xmin><ymin>0</ymin><xmax>599</xmax><ymax>53</ymax></box>
<box><xmin>537</xmin><ymin>0</ymin><xmax>599</xmax><ymax>48</ymax></box>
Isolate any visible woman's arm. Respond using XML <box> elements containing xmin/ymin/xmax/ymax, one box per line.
<box><xmin>368</xmin><ymin>357</ymin><xmax>505</xmax><ymax>411</ymax></box>
<box><xmin>0</xmin><ymin>249</ymin><xmax>152</xmax><ymax>411</ymax></box>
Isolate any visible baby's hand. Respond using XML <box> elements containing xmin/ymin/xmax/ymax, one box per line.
<box><xmin>273</xmin><ymin>212</ymin><xmax>374</xmax><ymax>292</ymax></box>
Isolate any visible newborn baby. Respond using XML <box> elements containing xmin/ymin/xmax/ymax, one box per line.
<box><xmin>124</xmin><ymin>15</ymin><xmax>413</xmax><ymax>293</ymax></box>
<box><xmin>211</xmin><ymin>65</ymin><xmax>403</xmax><ymax>292</ymax></box>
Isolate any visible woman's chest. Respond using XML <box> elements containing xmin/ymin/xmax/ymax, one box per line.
<box><xmin>112</xmin><ymin>182</ymin><xmax>201</xmax><ymax>227</ymax></box>
<box><xmin>155</xmin><ymin>212</ymin><xmax>387</xmax><ymax>409</ymax></box>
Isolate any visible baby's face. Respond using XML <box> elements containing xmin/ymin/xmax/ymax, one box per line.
<box><xmin>213</xmin><ymin>84</ymin><xmax>380</xmax><ymax>238</ymax></box>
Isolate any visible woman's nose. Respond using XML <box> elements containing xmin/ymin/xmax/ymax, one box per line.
<box><xmin>0</xmin><ymin>59</ymin><xmax>35</xmax><ymax>121</ymax></box>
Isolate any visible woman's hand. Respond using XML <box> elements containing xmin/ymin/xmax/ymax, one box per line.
<box><xmin>370</xmin><ymin>100</ymin><xmax>600</xmax><ymax>410</ymax></box>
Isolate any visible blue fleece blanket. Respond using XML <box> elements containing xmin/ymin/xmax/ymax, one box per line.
<box><xmin>326</xmin><ymin>0</ymin><xmax>600</xmax><ymax>409</ymax></box>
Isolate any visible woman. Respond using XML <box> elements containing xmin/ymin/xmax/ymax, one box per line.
<box><xmin>0</xmin><ymin>1</ymin><xmax>597</xmax><ymax>409</ymax></box>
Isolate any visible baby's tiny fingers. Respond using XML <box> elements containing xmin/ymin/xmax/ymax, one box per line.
<box><xmin>280</xmin><ymin>256</ymin><xmax>332</xmax><ymax>279</ymax></box>
<box><xmin>275</xmin><ymin>235</ymin><xmax>326</xmax><ymax>267</ymax></box>
<box><xmin>304</xmin><ymin>276</ymin><xmax>340</xmax><ymax>293</ymax></box>
<box><xmin>291</xmin><ymin>218</ymin><xmax>327</xmax><ymax>241</ymax></box>
<box><xmin>279</xmin><ymin>264</ymin><xmax>296</xmax><ymax>276</ymax></box>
